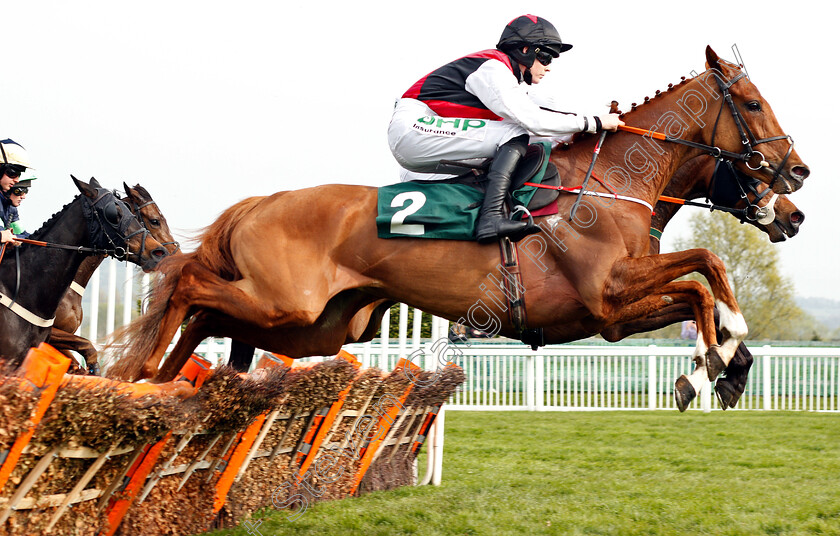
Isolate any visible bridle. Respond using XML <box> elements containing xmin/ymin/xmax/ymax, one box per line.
<box><xmin>709</xmin><ymin>70</ymin><xmax>795</xmax><ymax>195</ymax></box>
<box><xmin>86</xmin><ymin>189</ymin><xmax>152</xmax><ymax>262</ymax></box>
<box><xmin>123</xmin><ymin>194</ymin><xmax>181</xmax><ymax>253</ymax></box>
<box><xmin>621</xmin><ymin>67</ymin><xmax>797</xmax><ymax>194</ymax></box>
<box><xmin>706</xmin><ymin>159</ymin><xmax>779</xmax><ymax>225</ymax></box>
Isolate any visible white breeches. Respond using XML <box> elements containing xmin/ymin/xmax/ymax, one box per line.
<box><xmin>387</xmin><ymin>98</ymin><xmax>529</xmax><ymax>182</ymax></box>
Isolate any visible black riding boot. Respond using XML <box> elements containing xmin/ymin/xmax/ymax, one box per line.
<box><xmin>475</xmin><ymin>143</ymin><xmax>539</xmax><ymax>244</ymax></box>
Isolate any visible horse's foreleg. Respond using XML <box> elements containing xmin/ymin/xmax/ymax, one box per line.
<box><xmin>601</xmin><ymin>303</ymin><xmax>693</xmax><ymax>342</ymax></box>
<box><xmin>608</xmin><ymin>249</ymin><xmax>747</xmax><ymax>380</ymax></box>
<box><xmin>602</xmin><ymin>302</ymin><xmax>754</xmax><ymax>410</ymax></box>
<box><xmin>152</xmin><ymin>312</ymin><xmax>216</xmax><ymax>382</ymax></box>
<box><xmin>47</xmin><ymin>328</ymin><xmax>100</xmax><ymax>373</ymax></box>
<box><xmin>603</xmin><ymin>280</ymin><xmax>716</xmax><ymax>412</ymax></box>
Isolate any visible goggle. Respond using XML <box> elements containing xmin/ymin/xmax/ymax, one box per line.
<box><xmin>534</xmin><ymin>48</ymin><xmax>553</xmax><ymax>66</ymax></box>
<box><xmin>3</xmin><ymin>167</ymin><xmax>23</xmax><ymax>179</ymax></box>
<box><xmin>10</xmin><ymin>186</ymin><xmax>28</xmax><ymax>196</ymax></box>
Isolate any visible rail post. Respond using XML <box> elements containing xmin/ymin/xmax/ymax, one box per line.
<box><xmin>648</xmin><ymin>345</ymin><xmax>657</xmax><ymax>410</ymax></box>
<box><xmin>762</xmin><ymin>345</ymin><xmax>773</xmax><ymax>410</ymax></box>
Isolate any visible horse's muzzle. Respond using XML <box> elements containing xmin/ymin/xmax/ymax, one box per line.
<box><xmin>782</xmin><ymin>165</ymin><xmax>810</xmax><ymax>193</ymax></box>
<box><xmin>142</xmin><ymin>246</ymin><xmax>170</xmax><ymax>272</ymax></box>
<box><xmin>769</xmin><ymin>208</ymin><xmax>805</xmax><ymax>242</ymax></box>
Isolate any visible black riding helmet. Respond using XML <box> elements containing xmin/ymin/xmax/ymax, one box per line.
<box><xmin>496</xmin><ymin>14</ymin><xmax>572</xmax><ymax>73</ymax></box>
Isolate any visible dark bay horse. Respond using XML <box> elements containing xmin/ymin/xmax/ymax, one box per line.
<box><xmin>0</xmin><ymin>177</ymin><xmax>169</xmax><ymax>365</ymax></box>
<box><xmin>108</xmin><ymin>48</ymin><xmax>810</xmax><ymax>410</ymax></box>
<box><xmin>47</xmin><ymin>183</ymin><xmax>180</xmax><ymax>373</ymax></box>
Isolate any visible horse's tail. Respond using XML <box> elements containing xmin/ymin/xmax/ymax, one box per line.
<box><xmin>105</xmin><ymin>253</ymin><xmax>194</xmax><ymax>381</ymax></box>
<box><xmin>104</xmin><ymin>196</ymin><xmax>267</xmax><ymax>381</ymax></box>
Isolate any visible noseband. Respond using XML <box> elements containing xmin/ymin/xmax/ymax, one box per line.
<box><xmin>124</xmin><ymin>195</ymin><xmax>181</xmax><ymax>253</ymax></box>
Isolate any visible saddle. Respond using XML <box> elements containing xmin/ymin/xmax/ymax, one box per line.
<box><xmin>376</xmin><ymin>142</ymin><xmax>560</xmax><ymax>241</ymax></box>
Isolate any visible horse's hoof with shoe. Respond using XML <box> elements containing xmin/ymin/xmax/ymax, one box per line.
<box><xmin>706</xmin><ymin>345</ymin><xmax>726</xmax><ymax>381</ymax></box>
<box><xmin>714</xmin><ymin>377</ymin><xmax>740</xmax><ymax>410</ymax></box>
<box><xmin>674</xmin><ymin>375</ymin><xmax>696</xmax><ymax>412</ymax></box>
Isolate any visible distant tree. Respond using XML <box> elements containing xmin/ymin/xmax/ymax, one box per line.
<box><xmin>670</xmin><ymin>212</ymin><xmax>818</xmax><ymax>340</ymax></box>
<box><xmin>384</xmin><ymin>304</ymin><xmax>434</xmax><ymax>339</ymax></box>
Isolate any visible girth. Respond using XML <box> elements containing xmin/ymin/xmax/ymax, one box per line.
<box><xmin>497</xmin><ymin>236</ymin><xmax>544</xmax><ymax>350</ymax></box>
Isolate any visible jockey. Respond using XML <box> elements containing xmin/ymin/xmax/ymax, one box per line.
<box><xmin>0</xmin><ymin>139</ymin><xmax>32</xmax><ymax>245</ymax></box>
<box><xmin>1</xmin><ymin>179</ymin><xmax>34</xmax><ymax>239</ymax></box>
<box><xmin>388</xmin><ymin>14</ymin><xmax>624</xmax><ymax>244</ymax></box>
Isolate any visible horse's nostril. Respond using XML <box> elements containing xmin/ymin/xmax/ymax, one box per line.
<box><xmin>791</xmin><ymin>165</ymin><xmax>810</xmax><ymax>179</ymax></box>
<box><xmin>790</xmin><ymin>211</ymin><xmax>805</xmax><ymax>227</ymax></box>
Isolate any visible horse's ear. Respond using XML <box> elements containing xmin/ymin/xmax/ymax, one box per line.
<box><xmin>705</xmin><ymin>45</ymin><xmax>721</xmax><ymax>72</ymax></box>
<box><xmin>89</xmin><ymin>177</ymin><xmax>102</xmax><ymax>189</ymax></box>
<box><xmin>73</xmin><ymin>175</ymin><xmax>97</xmax><ymax>199</ymax></box>
<box><xmin>123</xmin><ymin>181</ymin><xmax>134</xmax><ymax>196</ymax></box>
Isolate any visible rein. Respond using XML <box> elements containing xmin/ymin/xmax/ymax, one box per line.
<box><xmin>13</xmin><ymin>237</ymin><xmax>126</xmax><ymax>256</ymax></box>
<box><xmin>524</xmin><ymin>179</ymin><xmax>655</xmax><ymax>213</ymax></box>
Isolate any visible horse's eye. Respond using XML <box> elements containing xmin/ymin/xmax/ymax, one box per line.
<box><xmin>149</xmin><ymin>218</ymin><xmax>160</xmax><ymax>227</ymax></box>
<box><xmin>745</xmin><ymin>100</ymin><xmax>762</xmax><ymax>112</ymax></box>
<box><xmin>104</xmin><ymin>203</ymin><xmax>121</xmax><ymax>225</ymax></box>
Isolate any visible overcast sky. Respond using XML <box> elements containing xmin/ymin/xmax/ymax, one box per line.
<box><xmin>6</xmin><ymin>1</ymin><xmax>838</xmax><ymax>302</ymax></box>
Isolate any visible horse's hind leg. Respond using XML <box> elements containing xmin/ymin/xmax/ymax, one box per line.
<box><xmin>136</xmin><ymin>299</ymin><xmax>196</xmax><ymax>380</ymax></box>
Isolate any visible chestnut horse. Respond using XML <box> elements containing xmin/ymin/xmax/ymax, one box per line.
<box><xmin>108</xmin><ymin>48</ymin><xmax>809</xmax><ymax>413</ymax></box>
<box><xmin>0</xmin><ymin>177</ymin><xmax>168</xmax><ymax>365</ymax></box>
<box><xmin>47</xmin><ymin>183</ymin><xmax>180</xmax><ymax>374</ymax></box>
<box><xmin>240</xmin><ymin>153</ymin><xmax>804</xmax><ymax>408</ymax></box>
<box><xmin>600</xmin><ymin>155</ymin><xmax>803</xmax><ymax>408</ymax></box>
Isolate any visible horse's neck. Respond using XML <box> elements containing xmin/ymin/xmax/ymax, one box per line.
<box><xmin>651</xmin><ymin>157</ymin><xmax>715</xmax><ymax>245</ymax></box>
<box><xmin>592</xmin><ymin>73</ymin><xmax>723</xmax><ymax>206</ymax></box>
<box><xmin>9</xmin><ymin>198</ymin><xmax>92</xmax><ymax>314</ymax></box>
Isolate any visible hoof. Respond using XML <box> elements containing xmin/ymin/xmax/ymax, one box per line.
<box><xmin>714</xmin><ymin>377</ymin><xmax>741</xmax><ymax>409</ymax></box>
<box><xmin>706</xmin><ymin>346</ymin><xmax>726</xmax><ymax>381</ymax></box>
<box><xmin>674</xmin><ymin>375</ymin><xmax>696</xmax><ymax>412</ymax></box>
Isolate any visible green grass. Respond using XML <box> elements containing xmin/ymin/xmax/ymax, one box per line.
<box><xmin>203</xmin><ymin>411</ymin><xmax>840</xmax><ymax>536</ymax></box>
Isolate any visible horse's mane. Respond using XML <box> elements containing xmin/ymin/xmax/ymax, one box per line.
<box><xmin>616</xmin><ymin>75</ymin><xmax>693</xmax><ymax>120</ymax></box>
<box><xmin>618</xmin><ymin>59</ymin><xmax>743</xmax><ymax>120</ymax></box>
<box><xmin>191</xmin><ymin>196</ymin><xmax>267</xmax><ymax>281</ymax></box>
<box><xmin>27</xmin><ymin>194</ymin><xmax>82</xmax><ymax>239</ymax></box>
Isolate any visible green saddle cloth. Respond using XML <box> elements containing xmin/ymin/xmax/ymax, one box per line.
<box><xmin>377</xmin><ymin>142</ymin><xmax>551</xmax><ymax>240</ymax></box>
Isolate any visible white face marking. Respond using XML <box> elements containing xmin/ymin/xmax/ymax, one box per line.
<box><xmin>303</xmin><ymin>290</ymin><xmax>312</xmax><ymax>296</ymax></box>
